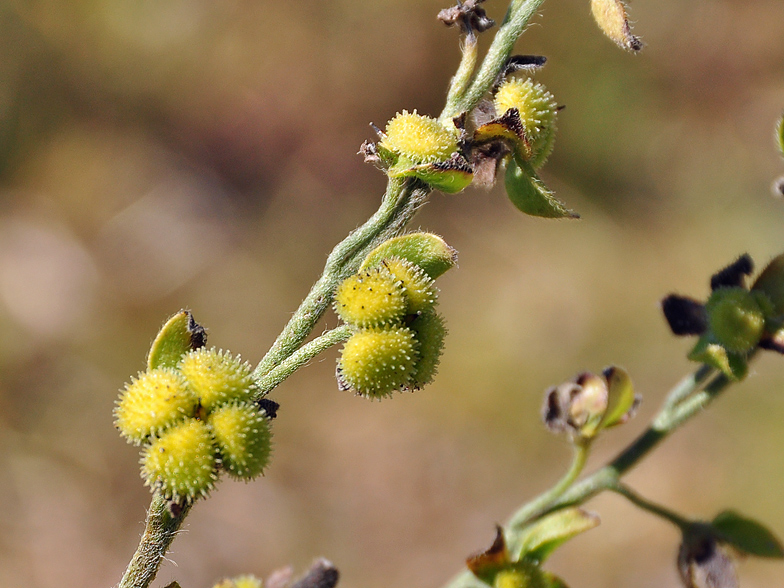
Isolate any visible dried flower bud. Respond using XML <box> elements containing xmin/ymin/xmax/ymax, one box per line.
<box><xmin>678</xmin><ymin>525</ymin><xmax>739</xmax><ymax>588</ymax></box>
<box><xmin>590</xmin><ymin>0</ymin><xmax>643</xmax><ymax>52</ymax></box>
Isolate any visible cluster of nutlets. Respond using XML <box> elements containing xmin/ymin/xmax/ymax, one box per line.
<box><xmin>114</xmin><ymin>312</ymin><xmax>273</xmax><ymax>503</ymax></box>
<box><xmin>334</xmin><ymin>256</ymin><xmax>447</xmax><ymax>399</ymax></box>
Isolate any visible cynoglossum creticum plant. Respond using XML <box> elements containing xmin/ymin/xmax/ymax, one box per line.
<box><xmin>115</xmin><ymin>311</ymin><xmax>274</xmax><ymax>502</ymax></box>
<box><xmin>115</xmin><ymin>3</ymin><xmax>784</xmax><ymax>588</ymax></box>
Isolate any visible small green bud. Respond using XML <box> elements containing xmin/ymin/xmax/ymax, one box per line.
<box><xmin>337</xmin><ymin>327</ymin><xmax>418</xmax><ymax>398</ymax></box>
<box><xmin>590</xmin><ymin>0</ymin><xmax>643</xmax><ymax>52</ymax></box>
<box><xmin>379</xmin><ymin>110</ymin><xmax>459</xmax><ymax>164</ymax></box>
<box><xmin>148</xmin><ymin>310</ymin><xmax>206</xmax><ymax>371</ymax></box>
<box><xmin>209</xmin><ymin>402</ymin><xmax>272</xmax><ymax>480</ymax></box>
<box><xmin>115</xmin><ymin>368</ymin><xmax>197</xmax><ymax>444</ymax></box>
<box><xmin>179</xmin><ymin>348</ymin><xmax>256</xmax><ymax>411</ymax></box>
<box><xmin>334</xmin><ymin>267</ymin><xmax>408</xmax><ymax>328</ymax></box>
<box><xmin>360</xmin><ymin>232</ymin><xmax>458</xmax><ymax>280</ymax></box>
<box><xmin>141</xmin><ymin>419</ymin><xmax>217</xmax><ymax>501</ymax></box>
<box><xmin>494</xmin><ymin>78</ymin><xmax>558</xmax><ymax>168</ymax></box>
<box><xmin>408</xmin><ymin>311</ymin><xmax>447</xmax><ymax>390</ymax></box>
<box><xmin>493</xmin><ymin>563</ymin><xmax>546</xmax><ymax>588</ymax></box>
<box><xmin>706</xmin><ymin>287</ymin><xmax>765</xmax><ymax>353</ymax></box>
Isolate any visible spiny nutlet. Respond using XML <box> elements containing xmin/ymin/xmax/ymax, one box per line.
<box><xmin>407</xmin><ymin>311</ymin><xmax>447</xmax><ymax>390</ymax></box>
<box><xmin>381</xmin><ymin>257</ymin><xmax>438</xmax><ymax>315</ymax></box>
<box><xmin>334</xmin><ymin>267</ymin><xmax>408</xmax><ymax>328</ymax></box>
<box><xmin>337</xmin><ymin>327</ymin><xmax>418</xmax><ymax>399</ymax></box>
<box><xmin>209</xmin><ymin>402</ymin><xmax>273</xmax><ymax>481</ymax></box>
<box><xmin>141</xmin><ymin>419</ymin><xmax>217</xmax><ymax>502</ymax></box>
<box><xmin>494</xmin><ymin>78</ymin><xmax>558</xmax><ymax>169</ymax></box>
<box><xmin>706</xmin><ymin>288</ymin><xmax>766</xmax><ymax>353</ymax></box>
<box><xmin>379</xmin><ymin>110</ymin><xmax>459</xmax><ymax>164</ymax></box>
<box><xmin>178</xmin><ymin>347</ymin><xmax>256</xmax><ymax>411</ymax></box>
<box><xmin>212</xmin><ymin>576</ymin><xmax>263</xmax><ymax>588</ymax></box>
<box><xmin>115</xmin><ymin>368</ymin><xmax>197</xmax><ymax>444</ymax></box>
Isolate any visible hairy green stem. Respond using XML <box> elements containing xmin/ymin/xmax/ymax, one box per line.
<box><xmin>118</xmin><ymin>494</ymin><xmax>191</xmax><ymax>588</ymax></box>
<box><xmin>610</xmin><ymin>482</ymin><xmax>692</xmax><ymax>531</ymax></box>
<box><xmin>254</xmin><ymin>325</ymin><xmax>352</xmax><ymax>396</ymax></box>
<box><xmin>441</xmin><ymin>34</ymin><xmax>479</xmax><ymax>124</ymax></box>
<box><xmin>441</xmin><ymin>0</ymin><xmax>548</xmax><ymax>120</ymax></box>
<box><xmin>254</xmin><ymin>177</ymin><xmax>429</xmax><ymax>378</ymax></box>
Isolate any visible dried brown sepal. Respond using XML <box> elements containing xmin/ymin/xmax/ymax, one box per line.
<box><xmin>493</xmin><ymin>55</ymin><xmax>548</xmax><ymax>91</ymax></box>
<box><xmin>470</xmin><ymin>141</ymin><xmax>512</xmax><ymax>188</ymax></box>
<box><xmin>661</xmin><ymin>294</ymin><xmax>709</xmax><ymax>336</ymax></box>
<box><xmin>473</xmin><ymin>108</ymin><xmax>532</xmax><ymax>159</ymax></box>
<box><xmin>290</xmin><ymin>559</ymin><xmax>339</xmax><ymax>588</ymax></box>
<box><xmin>257</xmin><ymin>397</ymin><xmax>280</xmax><ymax>419</ymax></box>
<box><xmin>710</xmin><ymin>254</ymin><xmax>754</xmax><ymax>291</ymax></box>
<box><xmin>438</xmin><ymin>0</ymin><xmax>495</xmax><ymax>35</ymax></box>
<box><xmin>678</xmin><ymin>529</ymin><xmax>739</xmax><ymax>588</ymax></box>
<box><xmin>467</xmin><ymin>526</ymin><xmax>510</xmax><ymax>580</ymax></box>
<box><xmin>759</xmin><ymin>333</ymin><xmax>784</xmax><ymax>354</ymax></box>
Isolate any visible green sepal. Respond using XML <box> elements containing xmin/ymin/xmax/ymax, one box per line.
<box><xmin>360</xmin><ymin>233</ymin><xmax>458</xmax><ymax>279</ymax></box>
<box><xmin>515</xmin><ymin>508</ymin><xmax>600</xmax><ymax>563</ymax></box>
<box><xmin>541</xmin><ymin>572</ymin><xmax>570</xmax><ymax>588</ymax></box>
<box><xmin>148</xmin><ymin>310</ymin><xmax>206</xmax><ymax>370</ymax></box>
<box><xmin>388</xmin><ymin>154</ymin><xmax>474</xmax><ymax>194</ymax></box>
<box><xmin>711</xmin><ymin>510</ymin><xmax>784</xmax><ymax>558</ymax></box>
<box><xmin>687</xmin><ymin>334</ymin><xmax>748</xmax><ymax>380</ymax></box>
<box><xmin>600</xmin><ymin>366</ymin><xmax>640</xmax><ymax>429</ymax></box>
<box><xmin>505</xmin><ymin>158</ymin><xmax>578</xmax><ymax>219</ymax></box>
<box><xmin>376</xmin><ymin>142</ymin><xmax>399</xmax><ymax>167</ymax></box>
<box><xmin>752</xmin><ymin>253</ymin><xmax>784</xmax><ymax>316</ymax></box>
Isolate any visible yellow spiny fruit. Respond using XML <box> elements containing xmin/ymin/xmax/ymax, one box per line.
<box><xmin>334</xmin><ymin>267</ymin><xmax>407</xmax><ymax>328</ymax></box>
<box><xmin>115</xmin><ymin>368</ymin><xmax>197</xmax><ymax>444</ymax></box>
<box><xmin>141</xmin><ymin>419</ymin><xmax>217</xmax><ymax>502</ymax></box>
<box><xmin>213</xmin><ymin>575</ymin><xmax>263</xmax><ymax>588</ymax></box>
<box><xmin>494</xmin><ymin>78</ymin><xmax>557</xmax><ymax>169</ymax></box>
<box><xmin>179</xmin><ymin>348</ymin><xmax>256</xmax><ymax>411</ymax></box>
<box><xmin>337</xmin><ymin>327</ymin><xmax>418</xmax><ymax>398</ymax></box>
<box><xmin>379</xmin><ymin>110</ymin><xmax>458</xmax><ymax>164</ymax></box>
<box><xmin>381</xmin><ymin>257</ymin><xmax>438</xmax><ymax>315</ymax></box>
<box><xmin>408</xmin><ymin>311</ymin><xmax>447</xmax><ymax>390</ymax></box>
<box><xmin>209</xmin><ymin>402</ymin><xmax>272</xmax><ymax>480</ymax></box>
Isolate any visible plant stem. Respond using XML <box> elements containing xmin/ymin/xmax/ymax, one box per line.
<box><xmin>441</xmin><ymin>0</ymin><xmax>548</xmax><ymax>120</ymax></box>
<box><xmin>254</xmin><ymin>325</ymin><xmax>353</xmax><ymax>396</ymax></box>
<box><xmin>610</xmin><ymin>482</ymin><xmax>692</xmax><ymax>531</ymax></box>
<box><xmin>441</xmin><ymin>34</ymin><xmax>479</xmax><ymax>124</ymax></box>
<box><xmin>253</xmin><ymin>177</ymin><xmax>429</xmax><ymax>379</ymax></box>
<box><xmin>507</xmin><ymin>441</ymin><xmax>590</xmax><ymax>539</ymax></box>
<box><xmin>118</xmin><ymin>494</ymin><xmax>191</xmax><ymax>588</ymax></box>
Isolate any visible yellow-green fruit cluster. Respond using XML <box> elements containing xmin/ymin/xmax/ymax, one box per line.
<box><xmin>335</xmin><ymin>258</ymin><xmax>447</xmax><ymax>398</ymax></box>
<box><xmin>116</xmin><ymin>346</ymin><xmax>273</xmax><ymax>502</ymax></box>
<box><xmin>494</xmin><ymin>78</ymin><xmax>557</xmax><ymax>169</ymax></box>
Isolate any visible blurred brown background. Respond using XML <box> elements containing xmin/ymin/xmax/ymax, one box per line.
<box><xmin>1</xmin><ymin>0</ymin><xmax>783</xmax><ymax>587</ymax></box>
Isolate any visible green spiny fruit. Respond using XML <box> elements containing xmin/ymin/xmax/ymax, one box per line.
<box><xmin>179</xmin><ymin>348</ymin><xmax>256</xmax><ymax>411</ymax></box>
<box><xmin>494</xmin><ymin>78</ymin><xmax>557</xmax><ymax>169</ymax></box>
<box><xmin>141</xmin><ymin>419</ymin><xmax>217</xmax><ymax>502</ymax></box>
<box><xmin>334</xmin><ymin>267</ymin><xmax>408</xmax><ymax>328</ymax></box>
<box><xmin>115</xmin><ymin>368</ymin><xmax>197</xmax><ymax>444</ymax></box>
<box><xmin>706</xmin><ymin>287</ymin><xmax>766</xmax><ymax>353</ymax></box>
<box><xmin>381</xmin><ymin>257</ymin><xmax>438</xmax><ymax>315</ymax></box>
<box><xmin>408</xmin><ymin>311</ymin><xmax>447</xmax><ymax>389</ymax></box>
<box><xmin>209</xmin><ymin>402</ymin><xmax>272</xmax><ymax>480</ymax></box>
<box><xmin>337</xmin><ymin>327</ymin><xmax>418</xmax><ymax>398</ymax></box>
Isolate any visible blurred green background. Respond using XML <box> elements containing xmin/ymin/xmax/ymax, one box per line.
<box><xmin>1</xmin><ymin>0</ymin><xmax>783</xmax><ymax>587</ymax></box>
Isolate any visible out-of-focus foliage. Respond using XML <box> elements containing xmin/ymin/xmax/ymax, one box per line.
<box><xmin>0</xmin><ymin>1</ymin><xmax>783</xmax><ymax>587</ymax></box>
